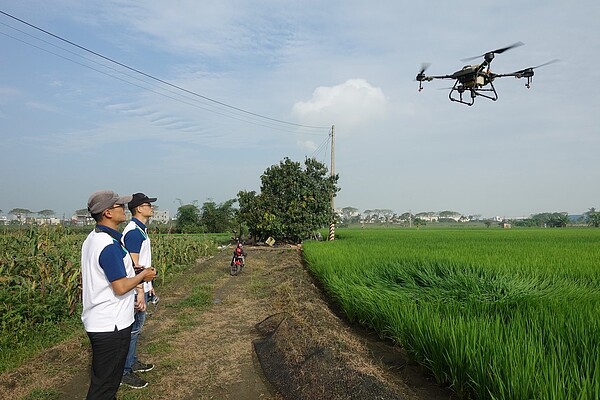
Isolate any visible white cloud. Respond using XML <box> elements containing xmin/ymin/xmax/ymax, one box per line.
<box><xmin>292</xmin><ymin>79</ymin><xmax>387</xmax><ymax>127</ymax></box>
<box><xmin>2</xmin><ymin>0</ymin><xmax>600</xmax><ymax>218</ymax></box>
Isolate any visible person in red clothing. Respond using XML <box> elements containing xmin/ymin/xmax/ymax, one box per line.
<box><xmin>230</xmin><ymin>241</ymin><xmax>247</xmax><ymax>275</ymax></box>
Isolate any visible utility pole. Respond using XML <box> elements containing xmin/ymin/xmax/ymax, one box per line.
<box><xmin>328</xmin><ymin>125</ymin><xmax>336</xmax><ymax>241</ymax></box>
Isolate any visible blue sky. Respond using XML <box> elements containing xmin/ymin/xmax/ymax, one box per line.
<box><xmin>1</xmin><ymin>1</ymin><xmax>599</xmax><ymax>219</ymax></box>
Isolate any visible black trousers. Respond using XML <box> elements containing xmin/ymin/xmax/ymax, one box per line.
<box><xmin>86</xmin><ymin>324</ymin><xmax>133</xmax><ymax>400</ymax></box>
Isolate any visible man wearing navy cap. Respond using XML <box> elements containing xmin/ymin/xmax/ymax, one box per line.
<box><xmin>120</xmin><ymin>193</ymin><xmax>158</xmax><ymax>389</ymax></box>
<box><xmin>81</xmin><ymin>190</ymin><xmax>157</xmax><ymax>399</ymax></box>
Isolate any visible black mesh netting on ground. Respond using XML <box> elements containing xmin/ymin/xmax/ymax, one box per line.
<box><xmin>253</xmin><ymin>313</ymin><xmax>406</xmax><ymax>400</ymax></box>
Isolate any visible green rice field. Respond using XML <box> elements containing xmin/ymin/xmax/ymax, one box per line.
<box><xmin>303</xmin><ymin>228</ymin><xmax>600</xmax><ymax>400</ymax></box>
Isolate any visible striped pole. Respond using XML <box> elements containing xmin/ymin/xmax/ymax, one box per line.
<box><xmin>329</xmin><ymin>125</ymin><xmax>335</xmax><ymax>241</ymax></box>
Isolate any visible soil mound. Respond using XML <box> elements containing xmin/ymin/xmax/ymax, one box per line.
<box><xmin>254</xmin><ymin>312</ymin><xmax>405</xmax><ymax>399</ymax></box>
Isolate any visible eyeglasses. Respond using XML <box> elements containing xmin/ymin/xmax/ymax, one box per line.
<box><xmin>140</xmin><ymin>203</ymin><xmax>154</xmax><ymax>208</ymax></box>
<box><xmin>109</xmin><ymin>204</ymin><xmax>126</xmax><ymax>210</ymax></box>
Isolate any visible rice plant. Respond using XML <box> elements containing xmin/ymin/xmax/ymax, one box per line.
<box><xmin>303</xmin><ymin>228</ymin><xmax>600</xmax><ymax>399</ymax></box>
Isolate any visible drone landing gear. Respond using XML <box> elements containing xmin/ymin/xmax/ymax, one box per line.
<box><xmin>449</xmin><ymin>80</ymin><xmax>499</xmax><ymax>106</ymax></box>
<box><xmin>449</xmin><ymin>85</ymin><xmax>475</xmax><ymax>106</ymax></box>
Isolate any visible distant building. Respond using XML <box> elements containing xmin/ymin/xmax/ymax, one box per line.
<box><xmin>124</xmin><ymin>208</ymin><xmax>170</xmax><ymax>224</ymax></box>
<box><xmin>35</xmin><ymin>217</ymin><xmax>61</xmax><ymax>225</ymax></box>
<box><xmin>71</xmin><ymin>210</ymin><xmax>94</xmax><ymax>226</ymax></box>
<box><xmin>151</xmin><ymin>209</ymin><xmax>170</xmax><ymax>224</ymax></box>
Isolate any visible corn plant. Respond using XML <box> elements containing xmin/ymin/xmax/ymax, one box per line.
<box><xmin>0</xmin><ymin>226</ymin><xmax>218</xmax><ymax>371</ymax></box>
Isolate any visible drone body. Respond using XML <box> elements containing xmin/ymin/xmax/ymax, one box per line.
<box><xmin>416</xmin><ymin>42</ymin><xmax>558</xmax><ymax>106</ymax></box>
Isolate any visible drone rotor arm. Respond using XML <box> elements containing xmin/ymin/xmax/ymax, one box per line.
<box><xmin>428</xmin><ymin>74</ymin><xmax>454</xmax><ymax>80</ymax></box>
<box><xmin>495</xmin><ymin>59</ymin><xmax>558</xmax><ymax>80</ymax></box>
<box><xmin>492</xmin><ymin>72</ymin><xmax>522</xmax><ymax>78</ymax></box>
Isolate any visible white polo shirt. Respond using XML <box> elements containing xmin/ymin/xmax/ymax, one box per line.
<box><xmin>122</xmin><ymin>218</ymin><xmax>153</xmax><ymax>293</ymax></box>
<box><xmin>81</xmin><ymin>225</ymin><xmax>135</xmax><ymax>332</ymax></box>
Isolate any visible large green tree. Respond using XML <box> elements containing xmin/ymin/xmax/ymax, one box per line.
<box><xmin>37</xmin><ymin>209</ymin><xmax>55</xmax><ymax>217</ymax></box>
<box><xmin>175</xmin><ymin>203</ymin><xmax>202</xmax><ymax>233</ymax></box>
<box><xmin>529</xmin><ymin>212</ymin><xmax>569</xmax><ymax>228</ymax></box>
<box><xmin>237</xmin><ymin>157</ymin><xmax>339</xmax><ymax>243</ymax></box>
<box><xmin>9</xmin><ymin>208</ymin><xmax>33</xmax><ymax>217</ymax></box>
<box><xmin>439</xmin><ymin>210</ymin><xmax>462</xmax><ymax>221</ymax></box>
<box><xmin>200</xmin><ymin>199</ymin><xmax>237</xmax><ymax>233</ymax></box>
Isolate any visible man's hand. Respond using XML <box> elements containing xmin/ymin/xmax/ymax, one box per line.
<box><xmin>135</xmin><ymin>297</ymin><xmax>147</xmax><ymax>311</ymax></box>
<box><xmin>142</xmin><ymin>267</ymin><xmax>157</xmax><ymax>282</ymax></box>
<box><xmin>135</xmin><ymin>286</ymin><xmax>146</xmax><ymax>311</ymax></box>
<box><xmin>112</xmin><ymin>267</ymin><xmax>157</xmax><ymax>296</ymax></box>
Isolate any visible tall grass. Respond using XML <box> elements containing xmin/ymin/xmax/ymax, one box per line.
<box><xmin>303</xmin><ymin>228</ymin><xmax>600</xmax><ymax>399</ymax></box>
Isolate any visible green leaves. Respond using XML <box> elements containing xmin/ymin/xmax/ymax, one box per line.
<box><xmin>0</xmin><ymin>227</ymin><xmax>217</xmax><ymax>366</ymax></box>
<box><xmin>199</xmin><ymin>199</ymin><xmax>237</xmax><ymax>233</ymax></box>
<box><xmin>237</xmin><ymin>157</ymin><xmax>339</xmax><ymax>243</ymax></box>
<box><xmin>175</xmin><ymin>204</ymin><xmax>202</xmax><ymax>233</ymax></box>
<box><xmin>304</xmin><ymin>228</ymin><xmax>600</xmax><ymax>399</ymax></box>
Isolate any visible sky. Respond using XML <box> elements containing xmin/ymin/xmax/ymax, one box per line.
<box><xmin>1</xmin><ymin>1</ymin><xmax>599</xmax><ymax>219</ymax></box>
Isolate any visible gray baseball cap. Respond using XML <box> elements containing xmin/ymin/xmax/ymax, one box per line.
<box><xmin>87</xmin><ymin>190</ymin><xmax>133</xmax><ymax>214</ymax></box>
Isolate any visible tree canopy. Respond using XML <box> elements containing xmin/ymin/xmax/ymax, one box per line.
<box><xmin>9</xmin><ymin>208</ymin><xmax>33</xmax><ymax>216</ymax></box>
<box><xmin>584</xmin><ymin>208</ymin><xmax>600</xmax><ymax>227</ymax></box>
<box><xmin>37</xmin><ymin>209</ymin><xmax>55</xmax><ymax>217</ymax></box>
<box><xmin>513</xmin><ymin>212</ymin><xmax>569</xmax><ymax>228</ymax></box>
<box><xmin>175</xmin><ymin>203</ymin><xmax>202</xmax><ymax>233</ymax></box>
<box><xmin>237</xmin><ymin>157</ymin><xmax>339</xmax><ymax>243</ymax></box>
<box><xmin>200</xmin><ymin>199</ymin><xmax>237</xmax><ymax>233</ymax></box>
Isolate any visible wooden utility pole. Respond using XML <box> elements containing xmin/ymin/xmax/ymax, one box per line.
<box><xmin>328</xmin><ymin>125</ymin><xmax>336</xmax><ymax>241</ymax></box>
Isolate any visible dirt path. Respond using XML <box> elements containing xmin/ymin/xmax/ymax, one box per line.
<box><xmin>0</xmin><ymin>246</ymin><xmax>453</xmax><ymax>400</ymax></box>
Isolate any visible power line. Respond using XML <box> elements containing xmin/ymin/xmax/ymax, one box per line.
<box><xmin>310</xmin><ymin>134</ymin><xmax>331</xmax><ymax>162</ymax></box>
<box><xmin>0</xmin><ymin>9</ymin><xmax>331</xmax><ymax>131</ymax></box>
<box><xmin>0</xmin><ymin>27</ymin><xmax>328</xmax><ymax>136</ymax></box>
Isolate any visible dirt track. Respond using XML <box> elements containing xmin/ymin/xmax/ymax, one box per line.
<box><xmin>0</xmin><ymin>246</ymin><xmax>453</xmax><ymax>399</ymax></box>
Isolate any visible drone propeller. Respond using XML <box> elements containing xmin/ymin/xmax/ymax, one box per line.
<box><xmin>495</xmin><ymin>59</ymin><xmax>559</xmax><ymax>88</ymax></box>
<box><xmin>510</xmin><ymin>59</ymin><xmax>560</xmax><ymax>76</ymax></box>
<box><xmin>461</xmin><ymin>42</ymin><xmax>524</xmax><ymax>62</ymax></box>
<box><xmin>497</xmin><ymin>59</ymin><xmax>559</xmax><ymax>78</ymax></box>
<box><xmin>415</xmin><ymin>63</ymin><xmax>431</xmax><ymax>81</ymax></box>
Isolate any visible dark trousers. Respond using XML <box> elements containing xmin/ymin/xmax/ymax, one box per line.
<box><xmin>86</xmin><ymin>324</ymin><xmax>133</xmax><ymax>400</ymax></box>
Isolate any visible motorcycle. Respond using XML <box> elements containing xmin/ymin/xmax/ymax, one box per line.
<box><xmin>230</xmin><ymin>241</ymin><xmax>246</xmax><ymax>276</ymax></box>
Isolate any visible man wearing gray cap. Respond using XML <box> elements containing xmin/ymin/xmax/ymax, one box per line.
<box><xmin>81</xmin><ymin>190</ymin><xmax>157</xmax><ymax>400</ymax></box>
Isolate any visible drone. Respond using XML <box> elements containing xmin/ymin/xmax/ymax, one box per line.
<box><xmin>415</xmin><ymin>42</ymin><xmax>558</xmax><ymax>106</ymax></box>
